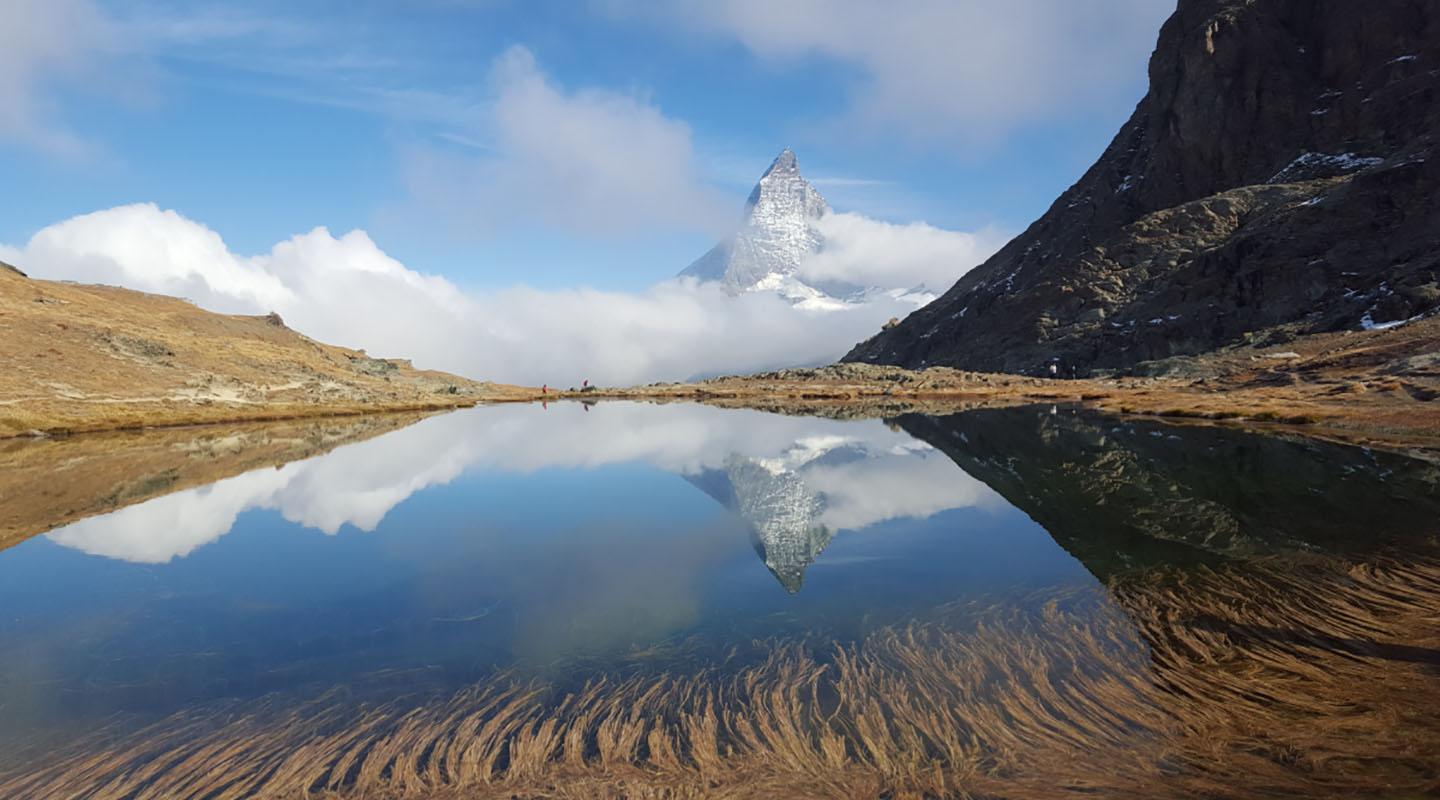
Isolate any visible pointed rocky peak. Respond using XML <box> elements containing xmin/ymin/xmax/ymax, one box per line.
<box><xmin>680</xmin><ymin>148</ymin><xmax>832</xmax><ymax>294</ymax></box>
<box><xmin>763</xmin><ymin>147</ymin><xmax>799</xmax><ymax>178</ymax></box>
<box><xmin>745</xmin><ymin>147</ymin><xmax>827</xmax><ymax>219</ymax></box>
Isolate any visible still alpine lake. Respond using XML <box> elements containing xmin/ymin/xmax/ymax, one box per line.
<box><xmin>1</xmin><ymin>401</ymin><xmax>1437</xmax><ymax>798</ymax></box>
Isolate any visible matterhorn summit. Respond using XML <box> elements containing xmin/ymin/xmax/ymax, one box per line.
<box><xmin>680</xmin><ymin>149</ymin><xmax>851</xmax><ymax>310</ymax></box>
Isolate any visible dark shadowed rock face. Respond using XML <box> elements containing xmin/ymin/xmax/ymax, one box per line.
<box><xmin>847</xmin><ymin>0</ymin><xmax>1440</xmax><ymax>375</ymax></box>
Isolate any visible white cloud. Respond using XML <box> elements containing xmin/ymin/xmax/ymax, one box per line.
<box><xmin>0</xmin><ymin>0</ymin><xmax>121</xmax><ymax>157</ymax></box>
<box><xmin>805</xmin><ymin>212</ymin><xmax>1006</xmax><ymax>290</ymax></box>
<box><xmin>5</xmin><ymin>202</ymin><xmax>918</xmax><ymax>386</ymax></box>
<box><xmin>404</xmin><ymin>45</ymin><xmax>728</xmax><ymax>237</ymax></box>
<box><xmin>17</xmin><ymin>204</ymin><xmax>295</xmax><ymax>312</ymax></box>
<box><xmin>611</xmin><ymin>0</ymin><xmax>1172</xmax><ymax>145</ymax></box>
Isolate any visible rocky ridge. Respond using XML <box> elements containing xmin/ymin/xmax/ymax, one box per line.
<box><xmin>846</xmin><ymin>0</ymin><xmax>1440</xmax><ymax>375</ymax></box>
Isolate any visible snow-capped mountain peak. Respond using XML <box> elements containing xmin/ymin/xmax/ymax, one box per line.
<box><xmin>681</xmin><ymin>148</ymin><xmax>938</xmax><ymax>312</ymax></box>
<box><xmin>680</xmin><ymin>148</ymin><xmax>834</xmax><ymax>303</ymax></box>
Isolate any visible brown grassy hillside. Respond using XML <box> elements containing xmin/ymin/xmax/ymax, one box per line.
<box><xmin>0</xmin><ymin>265</ymin><xmax>529</xmax><ymax>437</ymax></box>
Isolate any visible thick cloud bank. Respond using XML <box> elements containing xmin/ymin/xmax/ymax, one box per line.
<box><xmin>1</xmin><ymin>203</ymin><xmax>1000</xmax><ymax>386</ymax></box>
<box><xmin>807</xmin><ymin>212</ymin><xmax>1006</xmax><ymax>291</ymax></box>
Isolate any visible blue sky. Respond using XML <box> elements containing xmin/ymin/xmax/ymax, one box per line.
<box><xmin>1</xmin><ymin>0</ymin><xmax>1173</xmax><ymax>293</ymax></box>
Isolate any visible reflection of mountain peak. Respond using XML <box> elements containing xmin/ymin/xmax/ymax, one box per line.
<box><xmin>686</xmin><ymin>453</ymin><xmax>835</xmax><ymax>594</ymax></box>
<box><xmin>726</xmin><ymin>457</ymin><xmax>832</xmax><ymax>594</ymax></box>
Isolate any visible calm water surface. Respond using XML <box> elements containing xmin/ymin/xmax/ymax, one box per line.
<box><xmin>0</xmin><ymin>402</ymin><xmax>1436</xmax><ymax>797</ymax></box>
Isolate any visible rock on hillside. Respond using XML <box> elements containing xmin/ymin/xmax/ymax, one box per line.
<box><xmin>846</xmin><ymin>0</ymin><xmax>1440</xmax><ymax>375</ymax></box>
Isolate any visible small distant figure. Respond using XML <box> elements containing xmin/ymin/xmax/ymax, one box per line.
<box><xmin>582</xmin><ymin>379</ymin><xmax>589</xmax><ymax>389</ymax></box>
<box><xmin>541</xmin><ymin>384</ymin><xmax>548</xmax><ymax>394</ymax></box>
<box><xmin>1048</xmin><ymin>363</ymin><xmax>1059</xmax><ymax>377</ymax></box>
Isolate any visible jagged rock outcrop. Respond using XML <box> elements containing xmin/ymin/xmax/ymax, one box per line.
<box><xmin>847</xmin><ymin>0</ymin><xmax>1440</xmax><ymax>375</ymax></box>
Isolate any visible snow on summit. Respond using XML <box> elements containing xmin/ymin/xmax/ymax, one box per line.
<box><xmin>681</xmin><ymin>148</ymin><xmax>926</xmax><ymax>311</ymax></box>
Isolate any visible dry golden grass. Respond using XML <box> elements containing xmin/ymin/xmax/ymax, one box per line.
<box><xmin>2</xmin><ymin>552</ymin><xmax>1436</xmax><ymax>799</ymax></box>
<box><xmin>0</xmin><ymin>269</ymin><xmax>533</xmax><ymax>438</ymax></box>
<box><xmin>586</xmin><ymin>316</ymin><xmax>1440</xmax><ymax>451</ymax></box>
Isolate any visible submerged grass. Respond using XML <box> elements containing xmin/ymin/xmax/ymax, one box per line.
<box><xmin>2</xmin><ymin>554</ymin><xmax>1437</xmax><ymax>799</ymax></box>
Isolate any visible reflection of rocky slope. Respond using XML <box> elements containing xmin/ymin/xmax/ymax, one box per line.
<box><xmin>849</xmin><ymin>0</ymin><xmax>1440</xmax><ymax>374</ymax></box>
<box><xmin>900</xmin><ymin>408</ymin><xmax>1440</xmax><ymax>579</ymax></box>
<box><xmin>0</xmin><ymin>413</ymin><xmax>434</xmax><ymax>552</ymax></box>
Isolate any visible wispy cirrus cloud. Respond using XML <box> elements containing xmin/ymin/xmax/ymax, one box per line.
<box><xmin>403</xmin><ymin>45</ymin><xmax>731</xmax><ymax>238</ymax></box>
<box><xmin>0</xmin><ymin>0</ymin><xmax>124</xmax><ymax>158</ymax></box>
<box><xmin>605</xmin><ymin>0</ymin><xmax>1172</xmax><ymax>148</ymax></box>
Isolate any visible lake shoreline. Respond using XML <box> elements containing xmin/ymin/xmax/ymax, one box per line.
<box><xmin>7</xmin><ymin>365</ymin><xmax>1438</xmax><ymax>455</ymax></box>
<box><xmin>7</xmin><ymin>314</ymin><xmax>1437</xmax><ymax>453</ymax></box>
<box><xmin>11</xmin><ymin>381</ymin><xmax>1438</xmax><ymax>453</ymax></box>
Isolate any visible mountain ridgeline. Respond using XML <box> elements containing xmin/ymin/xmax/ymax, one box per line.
<box><xmin>846</xmin><ymin>0</ymin><xmax>1440</xmax><ymax>375</ymax></box>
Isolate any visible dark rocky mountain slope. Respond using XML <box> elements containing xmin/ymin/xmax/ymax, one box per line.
<box><xmin>846</xmin><ymin>0</ymin><xmax>1440</xmax><ymax>375</ymax></box>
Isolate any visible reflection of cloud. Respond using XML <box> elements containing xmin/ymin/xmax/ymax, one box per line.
<box><xmin>809</xmin><ymin>452</ymin><xmax>1003</xmax><ymax>531</ymax></box>
<box><xmin>48</xmin><ymin>412</ymin><xmax>488</xmax><ymax>563</ymax></box>
<box><xmin>47</xmin><ymin>468</ymin><xmax>292</xmax><ymax>563</ymax></box>
<box><xmin>46</xmin><ymin>403</ymin><xmax>1002</xmax><ymax>565</ymax></box>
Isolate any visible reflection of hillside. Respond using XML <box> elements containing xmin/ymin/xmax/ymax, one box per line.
<box><xmin>898</xmin><ymin>408</ymin><xmax>1440</xmax><ymax>579</ymax></box>
<box><xmin>0</xmin><ymin>413</ymin><xmax>434</xmax><ymax>553</ymax></box>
